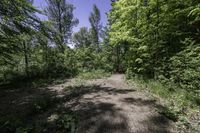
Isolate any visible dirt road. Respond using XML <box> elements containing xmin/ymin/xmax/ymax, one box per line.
<box><xmin>67</xmin><ymin>74</ymin><xmax>176</xmax><ymax>133</ymax></box>
<box><xmin>0</xmin><ymin>74</ymin><xmax>176</xmax><ymax>133</ymax></box>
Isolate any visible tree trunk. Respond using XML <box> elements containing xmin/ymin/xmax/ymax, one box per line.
<box><xmin>116</xmin><ymin>45</ymin><xmax>120</xmax><ymax>73</ymax></box>
<box><xmin>23</xmin><ymin>41</ymin><xmax>29</xmax><ymax>77</ymax></box>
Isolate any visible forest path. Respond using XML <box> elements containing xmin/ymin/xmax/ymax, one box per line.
<box><xmin>67</xmin><ymin>74</ymin><xmax>176</xmax><ymax>133</ymax></box>
<box><xmin>0</xmin><ymin>74</ymin><xmax>176</xmax><ymax>133</ymax></box>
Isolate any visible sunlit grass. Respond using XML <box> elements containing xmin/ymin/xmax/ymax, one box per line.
<box><xmin>127</xmin><ymin>76</ymin><xmax>200</xmax><ymax>132</ymax></box>
<box><xmin>77</xmin><ymin>69</ymin><xmax>111</xmax><ymax>80</ymax></box>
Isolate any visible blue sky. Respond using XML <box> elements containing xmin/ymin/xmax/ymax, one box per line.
<box><xmin>33</xmin><ymin>0</ymin><xmax>111</xmax><ymax>32</ymax></box>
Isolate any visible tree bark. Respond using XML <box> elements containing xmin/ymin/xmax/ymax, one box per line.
<box><xmin>23</xmin><ymin>41</ymin><xmax>29</xmax><ymax>77</ymax></box>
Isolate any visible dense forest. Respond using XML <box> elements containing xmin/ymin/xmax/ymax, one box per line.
<box><xmin>0</xmin><ymin>0</ymin><xmax>199</xmax><ymax>133</ymax></box>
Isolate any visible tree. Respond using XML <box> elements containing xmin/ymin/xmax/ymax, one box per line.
<box><xmin>89</xmin><ymin>4</ymin><xmax>101</xmax><ymax>50</ymax></box>
<box><xmin>45</xmin><ymin>0</ymin><xmax>78</xmax><ymax>52</ymax></box>
<box><xmin>108</xmin><ymin>0</ymin><xmax>200</xmax><ymax>90</ymax></box>
<box><xmin>73</xmin><ymin>27</ymin><xmax>92</xmax><ymax>48</ymax></box>
<box><xmin>0</xmin><ymin>0</ymin><xmax>40</xmax><ymax>66</ymax></box>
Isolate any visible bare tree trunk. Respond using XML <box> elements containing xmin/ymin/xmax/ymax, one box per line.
<box><xmin>116</xmin><ymin>45</ymin><xmax>120</xmax><ymax>73</ymax></box>
<box><xmin>23</xmin><ymin>41</ymin><xmax>29</xmax><ymax>77</ymax></box>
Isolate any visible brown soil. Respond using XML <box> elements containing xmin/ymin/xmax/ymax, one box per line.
<box><xmin>0</xmin><ymin>74</ymin><xmax>176</xmax><ymax>133</ymax></box>
<box><xmin>73</xmin><ymin>74</ymin><xmax>176</xmax><ymax>133</ymax></box>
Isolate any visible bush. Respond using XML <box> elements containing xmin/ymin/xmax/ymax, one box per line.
<box><xmin>56</xmin><ymin>113</ymin><xmax>77</xmax><ymax>133</ymax></box>
<box><xmin>127</xmin><ymin>76</ymin><xmax>200</xmax><ymax>132</ymax></box>
<box><xmin>77</xmin><ymin>70</ymin><xmax>111</xmax><ymax>79</ymax></box>
<box><xmin>169</xmin><ymin>44</ymin><xmax>200</xmax><ymax>91</ymax></box>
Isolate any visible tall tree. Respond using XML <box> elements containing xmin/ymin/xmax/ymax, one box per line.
<box><xmin>73</xmin><ymin>27</ymin><xmax>92</xmax><ymax>48</ymax></box>
<box><xmin>45</xmin><ymin>0</ymin><xmax>78</xmax><ymax>52</ymax></box>
<box><xmin>89</xmin><ymin>4</ymin><xmax>101</xmax><ymax>50</ymax></box>
<box><xmin>0</xmin><ymin>0</ymin><xmax>40</xmax><ymax>65</ymax></box>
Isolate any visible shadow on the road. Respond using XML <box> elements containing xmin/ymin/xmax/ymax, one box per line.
<box><xmin>0</xmin><ymin>83</ymin><xmax>174</xmax><ymax>133</ymax></box>
<box><xmin>61</xmin><ymin>85</ymin><xmax>174</xmax><ymax>133</ymax></box>
<box><xmin>64</xmin><ymin>85</ymin><xmax>136</xmax><ymax>99</ymax></box>
<box><xmin>120</xmin><ymin>97</ymin><xmax>174</xmax><ymax>133</ymax></box>
<box><xmin>73</xmin><ymin>102</ymin><xmax>130</xmax><ymax>133</ymax></box>
<box><xmin>121</xmin><ymin>97</ymin><xmax>156</xmax><ymax>106</ymax></box>
<box><xmin>138</xmin><ymin>114</ymin><xmax>173</xmax><ymax>133</ymax></box>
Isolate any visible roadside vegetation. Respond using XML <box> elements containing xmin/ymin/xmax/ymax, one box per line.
<box><xmin>77</xmin><ymin>70</ymin><xmax>111</xmax><ymax>80</ymax></box>
<box><xmin>127</xmin><ymin>77</ymin><xmax>200</xmax><ymax>132</ymax></box>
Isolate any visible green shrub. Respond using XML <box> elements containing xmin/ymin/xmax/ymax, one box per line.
<box><xmin>56</xmin><ymin>113</ymin><xmax>77</xmax><ymax>133</ymax></box>
<box><xmin>127</xmin><ymin>76</ymin><xmax>200</xmax><ymax>132</ymax></box>
<box><xmin>159</xmin><ymin>106</ymin><xmax>181</xmax><ymax>122</ymax></box>
<box><xmin>169</xmin><ymin>43</ymin><xmax>200</xmax><ymax>91</ymax></box>
<box><xmin>77</xmin><ymin>70</ymin><xmax>111</xmax><ymax>79</ymax></box>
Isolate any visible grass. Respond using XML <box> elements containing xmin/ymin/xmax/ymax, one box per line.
<box><xmin>0</xmin><ymin>77</ymin><xmax>68</xmax><ymax>91</ymax></box>
<box><xmin>56</xmin><ymin>113</ymin><xmax>78</xmax><ymax>133</ymax></box>
<box><xmin>77</xmin><ymin>70</ymin><xmax>111</xmax><ymax>80</ymax></box>
<box><xmin>127</xmin><ymin>77</ymin><xmax>200</xmax><ymax>132</ymax></box>
<box><xmin>1</xmin><ymin>111</ymin><xmax>78</xmax><ymax>133</ymax></box>
<box><xmin>0</xmin><ymin>76</ymin><xmax>76</xmax><ymax>133</ymax></box>
<box><xmin>0</xmin><ymin>90</ymin><xmax>77</xmax><ymax>133</ymax></box>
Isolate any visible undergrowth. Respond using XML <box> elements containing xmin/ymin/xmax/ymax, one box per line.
<box><xmin>0</xmin><ymin>112</ymin><xmax>78</xmax><ymax>133</ymax></box>
<box><xmin>77</xmin><ymin>69</ymin><xmax>111</xmax><ymax>80</ymax></box>
<box><xmin>0</xmin><ymin>77</ymin><xmax>77</xmax><ymax>133</ymax></box>
<box><xmin>126</xmin><ymin>76</ymin><xmax>200</xmax><ymax>133</ymax></box>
